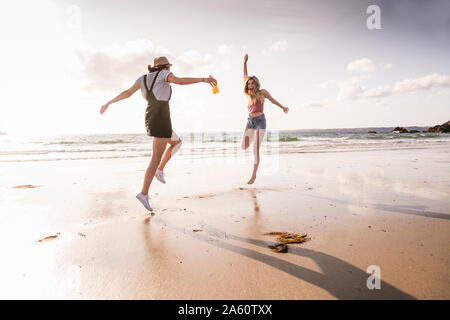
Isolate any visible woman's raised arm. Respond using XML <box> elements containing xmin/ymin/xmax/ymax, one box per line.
<box><xmin>243</xmin><ymin>54</ymin><xmax>249</xmax><ymax>82</ymax></box>
<box><xmin>100</xmin><ymin>81</ymin><xmax>140</xmax><ymax>114</ymax></box>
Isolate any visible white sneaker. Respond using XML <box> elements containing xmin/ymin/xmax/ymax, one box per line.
<box><xmin>155</xmin><ymin>169</ymin><xmax>166</xmax><ymax>184</ymax></box>
<box><xmin>136</xmin><ymin>193</ymin><xmax>153</xmax><ymax>212</ymax></box>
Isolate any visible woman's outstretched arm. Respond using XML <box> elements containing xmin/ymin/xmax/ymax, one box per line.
<box><xmin>262</xmin><ymin>89</ymin><xmax>289</xmax><ymax>114</ymax></box>
<box><xmin>100</xmin><ymin>82</ymin><xmax>140</xmax><ymax>114</ymax></box>
<box><xmin>243</xmin><ymin>54</ymin><xmax>248</xmax><ymax>82</ymax></box>
<box><xmin>167</xmin><ymin>74</ymin><xmax>216</xmax><ymax>86</ymax></box>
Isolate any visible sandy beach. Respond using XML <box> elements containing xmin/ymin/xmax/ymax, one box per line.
<box><xmin>2</xmin><ymin>0</ymin><xmax>450</xmax><ymax>303</ymax></box>
<box><xmin>0</xmin><ymin>145</ymin><xmax>449</xmax><ymax>299</ymax></box>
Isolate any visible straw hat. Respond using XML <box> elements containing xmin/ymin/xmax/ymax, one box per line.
<box><xmin>153</xmin><ymin>56</ymin><xmax>172</xmax><ymax>67</ymax></box>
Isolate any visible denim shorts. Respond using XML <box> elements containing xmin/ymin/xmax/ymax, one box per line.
<box><xmin>246</xmin><ymin>113</ymin><xmax>266</xmax><ymax>130</ymax></box>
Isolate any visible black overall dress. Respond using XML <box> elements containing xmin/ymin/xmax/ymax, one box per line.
<box><xmin>143</xmin><ymin>70</ymin><xmax>172</xmax><ymax>138</ymax></box>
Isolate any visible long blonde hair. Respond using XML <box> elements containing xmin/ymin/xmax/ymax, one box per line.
<box><xmin>244</xmin><ymin>76</ymin><xmax>264</xmax><ymax>104</ymax></box>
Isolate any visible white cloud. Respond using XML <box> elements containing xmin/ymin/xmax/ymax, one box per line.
<box><xmin>361</xmin><ymin>86</ymin><xmax>392</xmax><ymax>98</ymax></box>
<box><xmin>391</xmin><ymin>73</ymin><xmax>450</xmax><ymax>93</ymax></box>
<box><xmin>337</xmin><ymin>85</ymin><xmax>364</xmax><ymax>101</ymax></box>
<box><xmin>318</xmin><ymin>76</ymin><xmax>370</xmax><ymax>90</ymax></box>
<box><xmin>437</xmin><ymin>89</ymin><xmax>450</xmax><ymax>96</ymax></box>
<box><xmin>337</xmin><ymin>73</ymin><xmax>450</xmax><ymax>101</ymax></box>
<box><xmin>382</xmin><ymin>63</ymin><xmax>393</xmax><ymax>69</ymax></box>
<box><xmin>75</xmin><ymin>39</ymin><xmax>216</xmax><ymax>92</ymax></box>
<box><xmin>346</xmin><ymin>58</ymin><xmax>376</xmax><ymax>73</ymax></box>
<box><xmin>263</xmin><ymin>40</ymin><xmax>289</xmax><ymax>54</ymax></box>
<box><xmin>218</xmin><ymin>44</ymin><xmax>233</xmax><ymax>55</ymax></box>
<box><xmin>336</xmin><ymin>75</ymin><xmax>370</xmax><ymax>101</ymax></box>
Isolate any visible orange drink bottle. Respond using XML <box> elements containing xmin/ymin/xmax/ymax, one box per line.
<box><xmin>210</xmin><ymin>75</ymin><xmax>219</xmax><ymax>94</ymax></box>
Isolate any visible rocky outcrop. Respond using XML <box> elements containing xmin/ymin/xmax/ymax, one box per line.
<box><xmin>426</xmin><ymin>120</ymin><xmax>450</xmax><ymax>133</ymax></box>
<box><xmin>391</xmin><ymin>127</ymin><xmax>409</xmax><ymax>133</ymax></box>
<box><xmin>367</xmin><ymin>130</ymin><xmax>377</xmax><ymax>134</ymax></box>
<box><xmin>409</xmin><ymin>130</ymin><xmax>420</xmax><ymax>133</ymax></box>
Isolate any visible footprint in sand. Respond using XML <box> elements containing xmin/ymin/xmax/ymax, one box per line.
<box><xmin>13</xmin><ymin>184</ymin><xmax>38</xmax><ymax>189</ymax></box>
<box><xmin>268</xmin><ymin>243</ymin><xmax>288</xmax><ymax>253</ymax></box>
<box><xmin>198</xmin><ymin>194</ymin><xmax>214</xmax><ymax>199</ymax></box>
<box><xmin>36</xmin><ymin>233</ymin><xmax>60</xmax><ymax>242</ymax></box>
<box><xmin>83</xmin><ymin>219</ymin><xmax>99</xmax><ymax>226</ymax></box>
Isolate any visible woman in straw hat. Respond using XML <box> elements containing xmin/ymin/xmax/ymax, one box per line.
<box><xmin>242</xmin><ymin>53</ymin><xmax>289</xmax><ymax>184</ymax></box>
<box><xmin>100</xmin><ymin>56</ymin><xmax>217</xmax><ymax>211</ymax></box>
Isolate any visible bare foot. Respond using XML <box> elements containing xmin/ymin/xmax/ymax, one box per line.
<box><xmin>247</xmin><ymin>175</ymin><xmax>256</xmax><ymax>184</ymax></box>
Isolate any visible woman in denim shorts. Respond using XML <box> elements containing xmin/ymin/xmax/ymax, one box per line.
<box><xmin>242</xmin><ymin>54</ymin><xmax>290</xmax><ymax>184</ymax></box>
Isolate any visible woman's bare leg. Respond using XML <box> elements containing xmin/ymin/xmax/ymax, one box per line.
<box><xmin>241</xmin><ymin>128</ymin><xmax>254</xmax><ymax>150</ymax></box>
<box><xmin>141</xmin><ymin>137</ymin><xmax>168</xmax><ymax>195</ymax></box>
<box><xmin>247</xmin><ymin>129</ymin><xmax>265</xmax><ymax>184</ymax></box>
<box><xmin>158</xmin><ymin>132</ymin><xmax>182</xmax><ymax>171</ymax></box>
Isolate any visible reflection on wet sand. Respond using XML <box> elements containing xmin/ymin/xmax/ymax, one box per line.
<box><xmin>248</xmin><ymin>189</ymin><xmax>260</xmax><ymax>214</ymax></box>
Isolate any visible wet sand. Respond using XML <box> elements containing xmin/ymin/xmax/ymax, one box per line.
<box><xmin>0</xmin><ymin>146</ymin><xmax>449</xmax><ymax>299</ymax></box>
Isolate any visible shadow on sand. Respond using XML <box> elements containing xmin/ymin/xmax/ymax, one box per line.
<box><xmin>152</xmin><ymin>217</ymin><xmax>415</xmax><ymax>300</ymax></box>
<box><xmin>299</xmin><ymin>192</ymin><xmax>450</xmax><ymax>221</ymax></box>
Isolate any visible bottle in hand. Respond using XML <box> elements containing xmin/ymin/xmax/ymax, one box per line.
<box><xmin>210</xmin><ymin>75</ymin><xmax>219</xmax><ymax>94</ymax></box>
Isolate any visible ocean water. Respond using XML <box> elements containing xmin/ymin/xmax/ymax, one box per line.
<box><xmin>1</xmin><ymin>128</ymin><xmax>449</xmax><ymax>162</ymax></box>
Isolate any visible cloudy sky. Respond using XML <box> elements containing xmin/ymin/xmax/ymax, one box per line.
<box><xmin>1</xmin><ymin>0</ymin><xmax>449</xmax><ymax>137</ymax></box>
